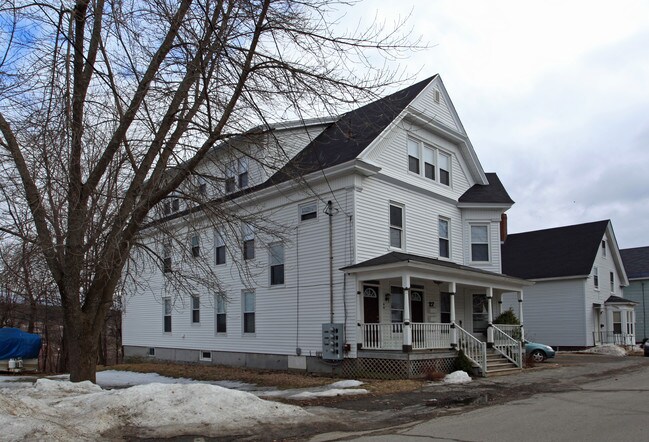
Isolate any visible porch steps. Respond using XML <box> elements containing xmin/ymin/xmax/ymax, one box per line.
<box><xmin>484</xmin><ymin>349</ymin><xmax>520</xmax><ymax>377</ymax></box>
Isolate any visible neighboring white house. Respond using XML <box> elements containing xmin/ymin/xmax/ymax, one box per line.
<box><xmin>122</xmin><ymin>76</ymin><xmax>531</xmax><ymax>378</ymax></box>
<box><xmin>501</xmin><ymin>220</ymin><xmax>634</xmax><ymax>348</ymax></box>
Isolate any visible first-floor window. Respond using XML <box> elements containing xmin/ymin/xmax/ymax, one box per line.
<box><xmin>439</xmin><ymin>218</ymin><xmax>450</xmax><ymax>258</ymax></box>
<box><xmin>269</xmin><ymin>243</ymin><xmax>285</xmax><ymax>285</ymax></box>
<box><xmin>389</xmin><ymin>204</ymin><xmax>404</xmax><ymax>249</ymax></box>
<box><xmin>471</xmin><ymin>225</ymin><xmax>489</xmax><ymax>262</ymax></box>
<box><xmin>626</xmin><ymin>311</ymin><xmax>634</xmax><ymax>334</ymax></box>
<box><xmin>612</xmin><ymin>311</ymin><xmax>622</xmax><ymax>334</ymax></box>
<box><xmin>440</xmin><ymin>292</ymin><xmax>451</xmax><ymax>323</ymax></box>
<box><xmin>163</xmin><ymin>298</ymin><xmax>172</xmax><ymax>333</ymax></box>
<box><xmin>215</xmin><ymin>294</ymin><xmax>227</xmax><ymax>333</ymax></box>
<box><xmin>191</xmin><ymin>295</ymin><xmax>200</xmax><ymax>323</ymax></box>
<box><xmin>243</xmin><ymin>290</ymin><xmax>255</xmax><ymax>333</ymax></box>
<box><xmin>390</xmin><ymin>286</ymin><xmax>404</xmax><ymax>323</ymax></box>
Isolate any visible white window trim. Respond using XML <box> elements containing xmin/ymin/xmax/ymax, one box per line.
<box><xmin>214</xmin><ymin>229</ymin><xmax>226</xmax><ymax>265</ymax></box>
<box><xmin>190</xmin><ymin>234</ymin><xmax>200</xmax><ymax>258</ymax></box>
<box><xmin>163</xmin><ymin>297</ymin><xmax>172</xmax><ymax>334</ymax></box>
<box><xmin>593</xmin><ymin>266</ymin><xmax>599</xmax><ymax>290</ymax></box>
<box><xmin>610</xmin><ymin>272</ymin><xmax>615</xmax><ymax>293</ymax></box>
<box><xmin>406</xmin><ymin>136</ymin><xmax>452</xmax><ymax>187</ymax></box>
<box><xmin>242</xmin><ymin>289</ymin><xmax>256</xmax><ymax>335</ymax></box>
<box><xmin>438</xmin><ymin>217</ymin><xmax>451</xmax><ymax>260</ymax></box>
<box><xmin>299</xmin><ymin>201</ymin><xmax>318</xmax><ymax>222</ymax></box>
<box><xmin>602</xmin><ymin>240</ymin><xmax>607</xmax><ymax>258</ymax></box>
<box><xmin>269</xmin><ymin>242</ymin><xmax>285</xmax><ymax>287</ymax></box>
<box><xmin>215</xmin><ymin>294</ymin><xmax>227</xmax><ymax>335</ymax></box>
<box><xmin>389</xmin><ymin>202</ymin><xmax>405</xmax><ymax>250</ymax></box>
<box><xmin>191</xmin><ymin>294</ymin><xmax>200</xmax><ymax>324</ymax></box>
<box><xmin>469</xmin><ymin>224</ymin><xmax>491</xmax><ymax>263</ymax></box>
<box><xmin>199</xmin><ymin>350</ymin><xmax>212</xmax><ymax>362</ymax></box>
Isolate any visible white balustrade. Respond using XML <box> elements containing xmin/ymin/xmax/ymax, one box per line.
<box><xmin>456</xmin><ymin>324</ymin><xmax>487</xmax><ymax>375</ymax></box>
<box><xmin>492</xmin><ymin>324</ymin><xmax>522</xmax><ymax>368</ymax></box>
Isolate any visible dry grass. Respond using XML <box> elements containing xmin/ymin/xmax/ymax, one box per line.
<box><xmin>99</xmin><ymin>361</ymin><xmax>425</xmax><ymax>394</ymax></box>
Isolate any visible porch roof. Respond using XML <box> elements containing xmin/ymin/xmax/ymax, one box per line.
<box><xmin>605</xmin><ymin>295</ymin><xmax>638</xmax><ymax>305</ymax></box>
<box><xmin>341</xmin><ymin>251</ymin><xmax>532</xmax><ymax>290</ymax></box>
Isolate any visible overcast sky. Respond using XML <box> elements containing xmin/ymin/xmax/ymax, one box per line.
<box><xmin>340</xmin><ymin>0</ymin><xmax>649</xmax><ymax>249</ymax></box>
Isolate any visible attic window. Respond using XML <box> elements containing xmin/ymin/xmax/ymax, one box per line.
<box><xmin>602</xmin><ymin>240</ymin><xmax>606</xmax><ymax>258</ymax></box>
<box><xmin>433</xmin><ymin>89</ymin><xmax>441</xmax><ymax>103</ymax></box>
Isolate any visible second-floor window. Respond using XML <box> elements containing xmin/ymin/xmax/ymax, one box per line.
<box><xmin>389</xmin><ymin>204</ymin><xmax>404</xmax><ymax>249</ymax></box>
<box><xmin>190</xmin><ymin>234</ymin><xmax>200</xmax><ymax>258</ymax></box>
<box><xmin>439</xmin><ymin>218</ymin><xmax>450</xmax><ymax>258</ymax></box>
<box><xmin>163</xmin><ymin>197</ymin><xmax>180</xmax><ymax>216</ymax></box>
<box><xmin>593</xmin><ymin>266</ymin><xmax>599</xmax><ymax>289</ymax></box>
<box><xmin>299</xmin><ymin>201</ymin><xmax>317</xmax><ymax>222</ymax></box>
<box><xmin>470</xmin><ymin>225</ymin><xmax>489</xmax><ymax>262</ymax></box>
<box><xmin>242</xmin><ymin>223</ymin><xmax>255</xmax><ymax>260</ymax></box>
<box><xmin>162</xmin><ymin>241</ymin><xmax>172</xmax><ymax>273</ymax></box>
<box><xmin>238</xmin><ymin>157</ymin><xmax>249</xmax><ymax>189</ymax></box>
<box><xmin>215</xmin><ymin>230</ymin><xmax>226</xmax><ymax>265</ymax></box>
<box><xmin>610</xmin><ymin>272</ymin><xmax>615</xmax><ymax>292</ymax></box>
<box><xmin>269</xmin><ymin>243</ymin><xmax>285</xmax><ymax>285</ymax></box>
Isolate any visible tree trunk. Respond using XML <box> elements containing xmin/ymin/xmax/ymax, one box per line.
<box><xmin>64</xmin><ymin>314</ymin><xmax>104</xmax><ymax>383</ymax></box>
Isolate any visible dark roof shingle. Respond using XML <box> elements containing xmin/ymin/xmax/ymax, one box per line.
<box><xmin>459</xmin><ymin>173</ymin><xmax>514</xmax><ymax>205</ymax></box>
<box><xmin>501</xmin><ymin>220</ymin><xmax>610</xmax><ymax>280</ymax></box>
<box><xmin>620</xmin><ymin>246</ymin><xmax>649</xmax><ymax>279</ymax></box>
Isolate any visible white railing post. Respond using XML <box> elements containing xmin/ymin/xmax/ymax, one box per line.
<box><xmin>449</xmin><ymin>282</ymin><xmax>457</xmax><ymax>348</ymax></box>
<box><xmin>518</xmin><ymin>290</ymin><xmax>525</xmax><ymax>342</ymax></box>
<box><xmin>486</xmin><ymin>287</ymin><xmax>494</xmax><ymax>347</ymax></box>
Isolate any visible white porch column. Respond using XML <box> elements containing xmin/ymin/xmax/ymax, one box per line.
<box><xmin>402</xmin><ymin>273</ymin><xmax>412</xmax><ymax>351</ymax></box>
<box><xmin>518</xmin><ymin>290</ymin><xmax>525</xmax><ymax>342</ymax></box>
<box><xmin>449</xmin><ymin>281</ymin><xmax>457</xmax><ymax>348</ymax></box>
<box><xmin>486</xmin><ymin>287</ymin><xmax>494</xmax><ymax>347</ymax></box>
<box><xmin>495</xmin><ymin>292</ymin><xmax>503</xmax><ymax>318</ymax></box>
<box><xmin>356</xmin><ymin>279</ymin><xmax>363</xmax><ymax>350</ymax></box>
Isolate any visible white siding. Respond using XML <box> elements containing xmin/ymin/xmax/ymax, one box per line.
<box><xmin>408</xmin><ymin>78</ymin><xmax>460</xmax><ymax>131</ymax></box>
<box><xmin>461</xmin><ymin>208</ymin><xmax>504</xmax><ymax>273</ymax></box>
<box><xmin>502</xmin><ymin>279</ymin><xmax>587</xmax><ymax>347</ymax></box>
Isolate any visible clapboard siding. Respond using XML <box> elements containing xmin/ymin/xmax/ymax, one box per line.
<box><xmin>408</xmin><ymin>78</ymin><xmax>459</xmax><ymax>131</ymax></box>
<box><xmin>461</xmin><ymin>208</ymin><xmax>504</xmax><ymax>274</ymax></box>
<box><xmin>623</xmin><ymin>280</ymin><xmax>648</xmax><ymax>342</ymax></box>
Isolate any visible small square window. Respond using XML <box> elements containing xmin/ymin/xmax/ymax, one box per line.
<box><xmin>148</xmin><ymin>347</ymin><xmax>155</xmax><ymax>357</ymax></box>
<box><xmin>299</xmin><ymin>201</ymin><xmax>318</xmax><ymax>222</ymax></box>
<box><xmin>199</xmin><ymin>351</ymin><xmax>212</xmax><ymax>361</ymax></box>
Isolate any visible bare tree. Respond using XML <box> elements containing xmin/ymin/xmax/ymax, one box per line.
<box><xmin>0</xmin><ymin>0</ymin><xmax>417</xmax><ymax>382</ymax></box>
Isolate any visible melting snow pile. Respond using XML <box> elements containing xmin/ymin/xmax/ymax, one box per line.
<box><xmin>259</xmin><ymin>379</ymin><xmax>368</xmax><ymax>400</ymax></box>
<box><xmin>581</xmin><ymin>344</ymin><xmax>627</xmax><ymax>357</ymax></box>
<box><xmin>0</xmin><ymin>379</ymin><xmax>313</xmax><ymax>440</ymax></box>
<box><xmin>443</xmin><ymin>370</ymin><xmax>472</xmax><ymax>384</ymax></box>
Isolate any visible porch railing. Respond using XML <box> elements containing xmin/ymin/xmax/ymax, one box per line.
<box><xmin>492</xmin><ymin>324</ymin><xmax>523</xmax><ymax>368</ymax></box>
<box><xmin>412</xmin><ymin>323</ymin><xmax>452</xmax><ymax>350</ymax></box>
<box><xmin>493</xmin><ymin>324</ymin><xmax>522</xmax><ymax>341</ymax></box>
<box><xmin>361</xmin><ymin>323</ymin><xmax>403</xmax><ymax>350</ymax></box>
<box><xmin>360</xmin><ymin>323</ymin><xmax>452</xmax><ymax>350</ymax></box>
<box><xmin>593</xmin><ymin>331</ymin><xmax>635</xmax><ymax>346</ymax></box>
<box><xmin>456</xmin><ymin>324</ymin><xmax>487</xmax><ymax>375</ymax></box>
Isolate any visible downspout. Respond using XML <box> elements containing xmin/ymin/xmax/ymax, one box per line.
<box><xmin>328</xmin><ymin>200</ymin><xmax>334</xmax><ymax>323</ymax></box>
<box><xmin>643</xmin><ymin>282</ymin><xmax>647</xmax><ymax>340</ymax></box>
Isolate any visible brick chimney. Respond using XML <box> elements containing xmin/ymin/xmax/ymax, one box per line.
<box><xmin>500</xmin><ymin>212</ymin><xmax>508</xmax><ymax>243</ymax></box>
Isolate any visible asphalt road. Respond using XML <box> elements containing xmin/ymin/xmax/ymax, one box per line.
<box><xmin>310</xmin><ymin>354</ymin><xmax>649</xmax><ymax>442</ymax></box>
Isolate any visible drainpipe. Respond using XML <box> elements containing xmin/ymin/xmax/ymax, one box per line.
<box><xmin>327</xmin><ymin>200</ymin><xmax>334</xmax><ymax>324</ymax></box>
<box><xmin>643</xmin><ymin>282</ymin><xmax>647</xmax><ymax>340</ymax></box>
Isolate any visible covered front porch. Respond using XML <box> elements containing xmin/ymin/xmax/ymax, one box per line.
<box><xmin>343</xmin><ymin>252</ymin><xmax>532</xmax><ymax>376</ymax></box>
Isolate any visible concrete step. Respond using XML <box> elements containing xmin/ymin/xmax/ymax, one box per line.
<box><xmin>486</xmin><ymin>367</ymin><xmax>522</xmax><ymax>377</ymax></box>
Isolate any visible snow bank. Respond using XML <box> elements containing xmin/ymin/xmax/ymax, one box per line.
<box><xmin>581</xmin><ymin>344</ymin><xmax>627</xmax><ymax>357</ymax></box>
<box><xmin>96</xmin><ymin>369</ymin><xmax>252</xmax><ymax>390</ymax></box>
<box><xmin>0</xmin><ymin>381</ymin><xmax>313</xmax><ymax>440</ymax></box>
<box><xmin>443</xmin><ymin>370</ymin><xmax>472</xmax><ymax>384</ymax></box>
<box><xmin>329</xmin><ymin>380</ymin><xmax>363</xmax><ymax>388</ymax></box>
<box><xmin>289</xmin><ymin>388</ymin><xmax>369</xmax><ymax>399</ymax></box>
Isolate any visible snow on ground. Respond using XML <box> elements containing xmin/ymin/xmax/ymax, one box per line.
<box><xmin>580</xmin><ymin>344</ymin><xmax>628</xmax><ymax>357</ymax></box>
<box><xmin>0</xmin><ymin>371</ymin><xmax>368</xmax><ymax>439</ymax></box>
<box><xmin>0</xmin><ymin>379</ymin><xmax>315</xmax><ymax>440</ymax></box>
<box><xmin>443</xmin><ymin>370</ymin><xmax>472</xmax><ymax>384</ymax></box>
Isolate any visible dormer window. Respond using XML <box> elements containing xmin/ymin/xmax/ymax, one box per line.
<box><xmin>406</xmin><ymin>137</ymin><xmax>450</xmax><ymax>186</ymax></box>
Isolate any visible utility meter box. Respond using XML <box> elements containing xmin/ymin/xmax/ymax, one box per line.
<box><xmin>322</xmin><ymin>323</ymin><xmax>344</xmax><ymax>360</ymax></box>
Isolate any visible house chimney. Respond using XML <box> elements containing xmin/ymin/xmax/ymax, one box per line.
<box><xmin>500</xmin><ymin>212</ymin><xmax>508</xmax><ymax>243</ymax></box>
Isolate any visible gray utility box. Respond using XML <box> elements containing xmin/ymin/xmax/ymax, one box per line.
<box><xmin>322</xmin><ymin>323</ymin><xmax>344</xmax><ymax>360</ymax></box>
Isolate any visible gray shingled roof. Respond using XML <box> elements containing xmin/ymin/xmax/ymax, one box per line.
<box><xmin>620</xmin><ymin>246</ymin><xmax>649</xmax><ymax>280</ymax></box>
<box><xmin>502</xmin><ymin>220</ymin><xmax>610</xmax><ymax>280</ymax></box>
<box><xmin>458</xmin><ymin>173</ymin><xmax>514</xmax><ymax>205</ymax></box>
<box><xmin>605</xmin><ymin>295</ymin><xmax>637</xmax><ymax>304</ymax></box>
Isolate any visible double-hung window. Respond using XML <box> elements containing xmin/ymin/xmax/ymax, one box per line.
<box><xmin>163</xmin><ymin>298</ymin><xmax>172</xmax><ymax>333</ymax></box>
<box><xmin>238</xmin><ymin>157</ymin><xmax>249</xmax><ymax>189</ymax></box>
<box><xmin>269</xmin><ymin>243</ymin><xmax>285</xmax><ymax>286</ymax></box>
<box><xmin>470</xmin><ymin>225</ymin><xmax>489</xmax><ymax>262</ymax></box>
<box><xmin>215</xmin><ymin>230</ymin><xmax>226</xmax><ymax>265</ymax></box>
<box><xmin>215</xmin><ymin>294</ymin><xmax>227</xmax><ymax>333</ymax></box>
<box><xmin>438</xmin><ymin>218</ymin><xmax>450</xmax><ymax>258</ymax></box>
<box><xmin>407</xmin><ymin>138</ymin><xmax>420</xmax><ymax>174</ymax></box>
<box><xmin>389</xmin><ymin>204</ymin><xmax>404</xmax><ymax>249</ymax></box>
<box><xmin>299</xmin><ymin>201</ymin><xmax>317</xmax><ymax>222</ymax></box>
<box><xmin>242</xmin><ymin>290</ymin><xmax>255</xmax><ymax>334</ymax></box>
<box><xmin>225</xmin><ymin>160</ymin><xmax>236</xmax><ymax>193</ymax></box>
<box><xmin>390</xmin><ymin>286</ymin><xmax>404</xmax><ymax>323</ymax></box>
<box><xmin>191</xmin><ymin>295</ymin><xmax>200</xmax><ymax>323</ymax></box>
<box><xmin>162</xmin><ymin>241</ymin><xmax>172</xmax><ymax>273</ymax></box>
<box><xmin>593</xmin><ymin>267</ymin><xmax>599</xmax><ymax>289</ymax></box>
<box><xmin>190</xmin><ymin>234</ymin><xmax>200</xmax><ymax>258</ymax></box>
<box><xmin>242</xmin><ymin>223</ymin><xmax>255</xmax><ymax>260</ymax></box>
<box><xmin>423</xmin><ymin>146</ymin><xmax>435</xmax><ymax>180</ymax></box>
<box><xmin>439</xmin><ymin>152</ymin><xmax>450</xmax><ymax>185</ymax></box>
<box><xmin>610</xmin><ymin>272</ymin><xmax>615</xmax><ymax>292</ymax></box>
<box><xmin>197</xmin><ymin>176</ymin><xmax>207</xmax><ymax>196</ymax></box>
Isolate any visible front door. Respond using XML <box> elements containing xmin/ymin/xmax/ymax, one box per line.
<box><xmin>363</xmin><ymin>285</ymin><xmax>379</xmax><ymax>323</ymax></box>
<box><xmin>411</xmin><ymin>290</ymin><xmax>424</xmax><ymax>323</ymax></box>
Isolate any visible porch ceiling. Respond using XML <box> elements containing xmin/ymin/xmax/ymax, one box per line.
<box><xmin>341</xmin><ymin>251</ymin><xmax>532</xmax><ymax>291</ymax></box>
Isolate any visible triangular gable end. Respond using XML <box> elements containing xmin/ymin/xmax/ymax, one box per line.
<box><xmin>603</xmin><ymin>222</ymin><xmax>630</xmax><ymax>287</ymax></box>
<box><xmin>357</xmin><ymin>75</ymin><xmax>488</xmax><ymax>186</ymax></box>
